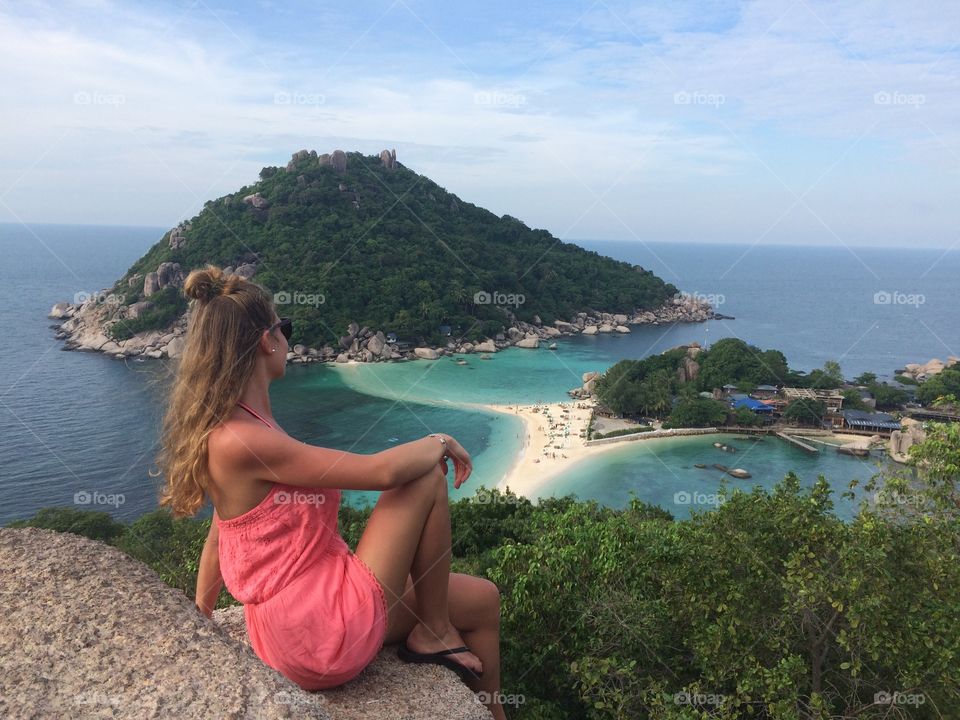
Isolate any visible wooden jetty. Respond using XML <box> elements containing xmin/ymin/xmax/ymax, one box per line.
<box><xmin>775</xmin><ymin>432</ymin><xmax>819</xmax><ymax>454</ymax></box>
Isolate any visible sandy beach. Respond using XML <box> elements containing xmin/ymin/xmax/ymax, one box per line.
<box><xmin>475</xmin><ymin>402</ymin><xmax>898</xmax><ymax>500</ymax></box>
<box><xmin>479</xmin><ymin>399</ymin><xmax>630</xmax><ymax>498</ymax></box>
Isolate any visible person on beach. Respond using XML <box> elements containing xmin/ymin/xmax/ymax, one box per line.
<box><xmin>154</xmin><ymin>265</ymin><xmax>507</xmax><ymax>719</ymax></box>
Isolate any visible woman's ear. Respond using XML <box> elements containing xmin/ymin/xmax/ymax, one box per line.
<box><xmin>259</xmin><ymin>328</ymin><xmax>275</xmax><ymax>355</ymax></box>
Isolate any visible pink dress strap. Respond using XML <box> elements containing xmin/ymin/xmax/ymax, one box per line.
<box><xmin>236</xmin><ymin>400</ymin><xmax>273</xmax><ymax>429</ymax></box>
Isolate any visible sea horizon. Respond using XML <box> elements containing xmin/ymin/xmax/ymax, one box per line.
<box><xmin>1</xmin><ymin>222</ymin><xmax>957</xmax><ymax>525</ymax></box>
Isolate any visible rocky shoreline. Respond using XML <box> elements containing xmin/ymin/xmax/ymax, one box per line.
<box><xmin>49</xmin><ymin>279</ymin><xmax>718</xmax><ymax>365</ymax></box>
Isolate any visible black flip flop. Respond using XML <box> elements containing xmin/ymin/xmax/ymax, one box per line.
<box><xmin>397</xmin><ymin>641</ymin><xmax>484</xmax><ymax>682</ymax></box>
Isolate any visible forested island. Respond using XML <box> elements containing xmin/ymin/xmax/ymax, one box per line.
<box><xmin>48</xmin><ymin>149</ymin><xmax>716</xmax><ymax>362</ymax></box>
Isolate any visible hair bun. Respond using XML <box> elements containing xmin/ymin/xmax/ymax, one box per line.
<box><xmin>183</xmin><ymin>265</ymin><xmax>227</xmax><ymax>303</ymax></box>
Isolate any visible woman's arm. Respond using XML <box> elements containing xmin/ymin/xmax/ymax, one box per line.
<box><xmin>195</xmin><ymin>513</ymin><xmax>223</xmax><ymax>618</ymax></box>
<box><xmin>213</xmin><ymin>426</ymin><xmax>472</xmax><ymax>492</ymax></box>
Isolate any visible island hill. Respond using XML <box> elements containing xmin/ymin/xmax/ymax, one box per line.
<box><xmin>48</xmin><ymin>148</ymin><xmax>717</xmax><ymax>363</ymax></box>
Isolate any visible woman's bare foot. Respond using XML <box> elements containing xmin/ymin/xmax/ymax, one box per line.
<box><xmin>404</xmin><ymin>620</ymin><xmax>483</xmax><ymax>676</ymax></box>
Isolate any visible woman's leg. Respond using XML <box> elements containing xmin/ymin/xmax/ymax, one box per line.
<box><xmin>387</xmin><ymin>572</ymin><xmax>506</xmax><ymax>720</ymax></box>
<box><xmin>354</xmin><ymin>464</ymin><xmax>482</xmax><ymax>675</ymax></box>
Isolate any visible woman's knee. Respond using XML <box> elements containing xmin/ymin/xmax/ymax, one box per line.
<box><xmin>383</xmin><ymin>462</ymin><xmax>446</xmax><ymax>503</ymax></box>
<box><xmin>417</xmin><ymin>461</ymin><xmax>448</xmax><ymax>498</ymax></box>
<box><xmin>478</xmin><ymin>577</ymin><xmax>501</xmax><ymax>625</ymax></box>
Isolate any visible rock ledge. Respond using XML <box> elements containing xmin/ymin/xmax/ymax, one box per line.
<box><xmin>0</xmin><ymin>527</ymin><xmax>490</xmax><ymax>720</ymax></box>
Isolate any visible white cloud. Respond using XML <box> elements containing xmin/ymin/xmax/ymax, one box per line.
<box><xmin>0</xmin><ymin>0</ymin><xmax>956</xmax><ymax>247</ymax></box>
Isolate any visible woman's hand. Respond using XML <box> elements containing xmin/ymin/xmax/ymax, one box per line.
<box><xmin>439</xmin><ymin>434</ymin><xmax>472</xmax><ymax>489</ymax></box>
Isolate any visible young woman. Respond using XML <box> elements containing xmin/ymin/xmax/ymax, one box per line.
<box><xmin>155</xmin><ymin>265</ymin><xmax>507</xmax><ymax>719</ymax></box>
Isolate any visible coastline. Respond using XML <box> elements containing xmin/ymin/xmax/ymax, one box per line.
<box><xmin>476</xmin><ymin>399</ymin><xmax>628</xmax><ymax>499</ymax></box>
<box><xmin>48</xmin><ymin>293</ymin><xmax>716</xmax><ymax>363</ymax></box>
<box><xmin>475</xmin><ymin>401</ymin><xmax>899</xmax><ymax>501</ymax></box>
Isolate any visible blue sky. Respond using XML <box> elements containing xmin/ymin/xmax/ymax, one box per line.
<box><xmin>1</xmin><ymin>0</ymin><xmax>958</xmax><ymax>247</ymax></box>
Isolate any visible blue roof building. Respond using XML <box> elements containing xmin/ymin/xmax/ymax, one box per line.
<box><xmin>731</xmin><ymin>396</ymin><xmax>774</xmax><ymax>413</ymax></box>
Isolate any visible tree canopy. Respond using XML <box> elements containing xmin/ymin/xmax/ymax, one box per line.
<box><xmin>111</xmin><ymin>152</ymin><xmax>678</xmax><ymax>347</ymax></box>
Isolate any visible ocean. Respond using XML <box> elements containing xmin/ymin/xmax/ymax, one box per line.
<box><xmin>1</xmin><ymin>223</ymin><xmax>956</xmax><ymax>525</ymax></box>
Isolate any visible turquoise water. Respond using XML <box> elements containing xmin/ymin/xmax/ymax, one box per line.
<box><xmin>2</xmin><ymin>223</ymin><xmax>956</xmax><ymax>524</ymax></box>
<box><xmin>531</xmin><ymin>433</ymin><xmax>881</xmax><ymax>520</ymax></box>
<box><xmin>274</xmin><ymin>364</ymin><xmax>525</xmax><ymax>508</ymax></box>
<box><xmin>328</xmin><ymin>345</ymin><xmax>604</xmax><ymax>404</ymax></box>
<box><xmin>326</xmin><ymin>357</ymin><xmax>884</xmax><ymax>520</ymax></box>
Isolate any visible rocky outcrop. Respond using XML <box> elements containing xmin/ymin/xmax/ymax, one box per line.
<box><xmin>899</xmin><ymin>357</ymin><xmax>959</xmax><ymax>382</ymax></box>
<box><xmin>286</xmin><ymin>149</ymin><xmax>312</xmax><ymax>171</ymax></box>
<box><xmin>168</xmin><ymin>222</ymin><xmax>191</xmax><ymax>250</ymax></box>
<box><xmin>243</xmin><ymin>192</ymin><xmax>270</xmax><ymax>220</ymax></box>
<box><xmin>51</xmin><ymin>292</ymin><xmax>717</xmax><ymax>366</ymax></box>
<box><xmin>330</xmin><ymin>150</ymin><xmax>348</xmax><ymax>173</ymax></box>
<box><xmin>569</xmin><ymin>371</ymin><xmax>602</xmax><ymax>399</ymax></box>
<box><xmin>380</xmin><ymin>149</ymin><xmax>397</xmax><ymax>169</ymax></box>
<box><xmin>890</xmin><ymin>419</ymin><xmax>926</xmax><ymax>463</ymax></box>
<box><xmin>0</xmin><ymin>527</ymin><xmax>489</xmax><ymax>720</ymax></box>
<box><xmin>676</xmin><ymin>346</ymin><xmax>702</xmax><ymax>384</ymax></box>
<box><xmin>212</xmin><ymin>606</ymin><xmax>488</xmax><ymax>720</ymax></box>
<box><xmin>144</xmin><ymin>261</ymin><xmax>186</xmax><ymax>298</ymax></box>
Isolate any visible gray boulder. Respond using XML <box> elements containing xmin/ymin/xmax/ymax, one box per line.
<box><xmin>330</xmin><ymin>150</ymin><xmax>347</xmax><ymax>173</ymax></box>
<box><xmin>143</xmin><ymin>272</ymin><xmax>160</xmax><ymax>297</ymax></box>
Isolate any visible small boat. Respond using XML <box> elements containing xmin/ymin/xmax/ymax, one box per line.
<box><xmin>728</xmin><ymin>468</ymin><xmax>751</xmax><ymax>479</ymax></box>
<box><xmin>713</xmin><ymin>442</ymin><xmax>723</xmax><ymax>448</ymax></box>
<box><xmin>479</xmin><ymin>354</ymin><xmax>492</xmax><ymax>360</ymax></box>
<box><xmin>548</xmin><ymin>342</ymin><xmax>557</xmax><ymax>350</ymax></box>
<box><xmin>387</xmin><ymin>437</ymin><xmax>400</xmax><ymax>443</ymax></box>
<box><xmin>694</xmin><ymin>463</ymin><xmax>707</xmax><ymax>469</ymax></box>
<box><xmin>455</xmin><ymin>359</ymin><xmax>468</xmax><ymax>365</ymax></box>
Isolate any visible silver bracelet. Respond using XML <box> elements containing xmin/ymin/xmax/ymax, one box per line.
<box><xmin>428</xmin><ymin>433</ymin><xmax>448</xmax><ymax>458</ymax></box>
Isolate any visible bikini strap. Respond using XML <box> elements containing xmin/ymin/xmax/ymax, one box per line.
<box><xmin>236</xmin><ymin>400</ymin><xmax>273</xmax><ymax>429</ymax></box>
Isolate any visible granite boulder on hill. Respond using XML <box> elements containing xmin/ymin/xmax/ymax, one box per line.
<box><xmin>0</xmin><ymin>527</ymin><xmax>490</xmax><ymax>720</ymax></box>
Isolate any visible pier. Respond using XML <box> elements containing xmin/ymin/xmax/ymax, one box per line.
<box><xmin>775</xmin><ymin>431</ymin><xmax>820</xmax><ymax>454</ymax></box>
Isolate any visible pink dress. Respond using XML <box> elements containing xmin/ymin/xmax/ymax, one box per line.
<box><xmin>214</xmin><ymin>401</ymin><xmax>388</xmax><ymax>690</ymax></box>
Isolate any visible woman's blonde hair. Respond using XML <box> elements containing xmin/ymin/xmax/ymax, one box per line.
<box><xmin>153</xmin><ymin>264</ymin><xmax>276</xmax><ymax>517</ymax></box>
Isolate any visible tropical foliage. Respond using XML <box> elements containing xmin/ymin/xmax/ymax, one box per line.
<box><xmin>11</xmin><ymin>422</ymin><xmax>959</xmax><ymax>719</ymax></box>
<box><xmin>110</xmin><ymin>152</ymin><xmax>678</xmax><ymax>347</ymax></box>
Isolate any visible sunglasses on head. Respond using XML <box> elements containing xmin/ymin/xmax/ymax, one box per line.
<box><xmin>268</xmin><ymin>317</ymin><xmax>293</xmax><ymax>341</ymax></box>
